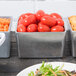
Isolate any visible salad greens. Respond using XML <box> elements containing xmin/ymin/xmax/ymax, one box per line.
<box><xmin>28</xmin><ymin>62</ymin><xmax>76</xmax><ymax>76</ymax></box>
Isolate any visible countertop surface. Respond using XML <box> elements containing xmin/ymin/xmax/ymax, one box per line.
<box><xmin>0</xmin><ymin>32</ymin><xmax>76</xmax><ymax>76</ymax></box>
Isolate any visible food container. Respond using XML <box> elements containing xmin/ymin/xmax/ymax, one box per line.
<box><xmin>0</xmin><ymin>17</ymin><xmax>12</xmax><ymax>58</ymax></box>
<box><xmin>16</xmin><ymin>18</ymin><xmax>70</xmax><ymax>58</ymax></box>
<box><xmin>0</xmin><ymin>33</ymin><xmax>5</xmax><ymax>46</ymax></box>
<box><xmin>63</xmin><ymin>18</ymin><xmax>72</xmax><ymax>56</ymax></box>
<box><xmin>72</xmin><ymin>31</ymin><xmax>76</xmax><ymax>57</ymax></box>
<box><xmin>68</xmin><ymin>17</ymin><xmax>76</xmax><ymax>57</ymax></box>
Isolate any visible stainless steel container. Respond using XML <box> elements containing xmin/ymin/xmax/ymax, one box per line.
<box><xmin>67</xmin><ymin>18</ymin><xmax>76</xmax><ymax>57</ymax></box>
<box><xmin>0</xmin><ymin>17</ymin><xmax>12</xmax><ymax>58</ymax></box>
<box><xmin>72</xmin><ymin>31</ymin><xmax>76</xmax><ymax>57</ymax></box>
<box><xmin>16</xmin><ymin>18</ymin><xmax>70</xmax><ymax>58</ymax></box>
<box><xmin>64</xmin><ymin>18</ymin><xmax>72</xmax><ymax>56</ymax></box>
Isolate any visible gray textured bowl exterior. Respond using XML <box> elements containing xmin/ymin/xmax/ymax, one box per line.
<box><xmin>16</xmin><ymin>18</ymin><xmax>71</xmax><ymax>58</ymax></box>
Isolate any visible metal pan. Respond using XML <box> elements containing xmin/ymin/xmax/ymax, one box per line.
<box><xmin>67</xmin><ymin>17</ymin><xmax>76</xmax><ymax>57</ymax></box>
<box><xmin>0</xmin><ymin>16</ymin><xmax>12</xmax><ymax>58</ymax></box>
<box><xmin>16</xmin><ymin>18</ymin><xmax>71</xmax><ymax>58</ymax></box>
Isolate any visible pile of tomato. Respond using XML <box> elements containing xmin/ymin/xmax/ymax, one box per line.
<box><xmin>0</xmin><ymin>18</ymin><xmax>10</xmax><ymax>31</ymax></box>
<box><xmin>17</xmin><ymin>10</ymin><xmax>64</xmax><ymax>32</ymax></box>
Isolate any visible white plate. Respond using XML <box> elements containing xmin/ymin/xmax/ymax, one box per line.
<box><xmin>17</xmin><ymin>62</ymin><xmax>76</xmax><ymax>76</ymax></box>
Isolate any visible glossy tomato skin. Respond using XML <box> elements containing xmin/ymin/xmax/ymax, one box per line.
<box><xmin>18</xmin><ymin>15</ymin><xmax>36</xmax><ymax>27</ymax></box>
<box><xmin>38</xmin><ymin>22</ymin><xmax>43</xmax><ymax>26</ymax></box>
<box><xmin>50</xmin><ymin>13</ymin><xmax>62</xmax><ymax>19</ymax></box>
<box><xmin>27</xmin><ymin>24</ymin><xmax>38</xmax><ymax>32</ymax></box>
<box><xmin>41</xmin><ymin>16</ymin><xmax>56</xmax><ymax>27</ymax></box>
<box><xmin>51</xmin><ymin>25</ymin><xmax>64</xmax><ymax>32</ymax></box>
<box><xmin>56</xmin><ymin>19</ymin><xmax>64</xmax><ymax>26</ymax></box>
<box><xmin>18</xmin><ymin>13</ymin><xmax>33</xmax><ymax>21</ymax></box>
<box><xmin>38</xmin><ymin>23</ymin><xmax>50</xmax><ymax>32</ymax></box>
<box><xmin>36</xmin><ymin>10</ymin><xmax>45</xmax><ymax>21</ymax></box>
<box><xmin>24</xmin><ymin>13</ymin><xmax>34</xmax><ymax>19</ymax></box>
<box><xmin>18</xmin><ymin>14</ymin><xmax>25</xmax><ymax>21</ymax></box>
<box><xmin>24</xmin><ymin>15</ymin><xmax>36</xmax><ymax>26</ymax></box>
<box><xmin>18</xmin><ymin>18</ymin><xmax>26</xmax><ymax>26</ymax></box>
<box><xmin>17</xmin><ymin>24</ymin><xmax>26</xmax><ymax>32</ymax></box>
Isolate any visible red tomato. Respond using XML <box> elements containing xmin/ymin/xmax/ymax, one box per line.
<box><xmin>56</xmin><ymin>19</ymin><xmax>64</xmax><ymax>26</ymax></box>
<box><xmin>27</xmin><ymin>24</ymin><xmax>38</xmax><ymax>32</ymax></box>
<box><xmin>51</xmin><ymin>25</ymin><xmax>64</xmax><ymax>32</ymax></box>
<box><xmin>36</xmin><ymin>10</ymin><xmax>45</xmax><ymax>21</ymax></box>
<box><xmin>38</xmin><ymin>22</ymin><xmax>43</xmax><ymax>26</ymax></box>
<box><xmin>24</xmin><ymin>13</ymin><xmax>34</xmax><ymax>18</ymax></box>
<box><xmin>18</xmin><ymin>14</ymin><xmax>25</xmax><ymax>21</ymax></box>
<box><xmin>41</xmin><ymin>16</ymin><xmax>56</xmax><ymax>27</ymax></box>
<box><xmin>50</xmin><ymin>13</ymin><xmax>62</xmax><ymax>19</ymax></box>
<box><xmin>19</xmin><ymin>13</ymin><xmax>33</xmax><ymax>21</ymax></box>
<box><xmin>18</xmin><ymin>18</ymin><xmax>26</xmax><ymax>25</ymax></box>
<box><xmin>24</xmin><ymin>15</ymin><xmax>36</xmax><ymax>26</ymax></box>
<box><xmin>25</xmin><ymin>13</ymin><xmax>33</xmax><ymax>16</ymax></box>
<box><xmin>18</xmin><ymin>15</ymin><xmax>36</xmax><ymax>27</ymax></box>
<box><xmin>38</xmin><ymin>23</ymin><xmax>50</xmax><ymax>32</ymax></box>
<box><xmin>17</xmin><ymin>24</ymin><xmax>26</xmax><ymax>32</ymax></box>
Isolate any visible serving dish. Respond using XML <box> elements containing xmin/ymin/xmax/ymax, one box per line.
<box><xmin>17</xmin><ymin>62</ymin><xmax>76</xmax><ymax>76</ymax></box>
<box><xmin>0</xmin><ymin>16</ymin><xmax>12</xmax><ymax>58</ymax></box>
<box><xmin>16</xmin><ymin>17</ymin><xmax>71</xmax><ymax>58</ymax></box>
<box><xmin>68</xmin><ymin>16</ymin><xmax>76</xmax><ymax>57</ymax></box>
